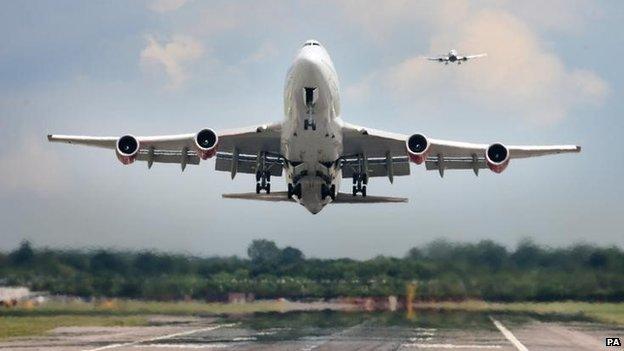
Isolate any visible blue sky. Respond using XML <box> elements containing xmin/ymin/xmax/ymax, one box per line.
<box><xmin>0</xmin><ymin>0</ymin><xmax>622</xmax><ymax>258</ymax></box>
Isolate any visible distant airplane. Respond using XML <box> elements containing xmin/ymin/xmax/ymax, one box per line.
<box><xmin>426</xmin><ymin>49</ymin><xmax>487</xmax><ymax>64</ymax></box>
<box><xmin>48</xmin><ymin>39</ymin><xmax>579</xmax><ymax>214</ymax></box>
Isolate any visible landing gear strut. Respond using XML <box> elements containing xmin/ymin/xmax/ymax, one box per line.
<box><xmin>255</xmin><ymin>152</ymin><xmax>272</xmax><ymax>194</ymax></box>
<box><xmin>351</xmin><ymin>155</ymin><xmax>369</xmax><ymax>197</ymax></box>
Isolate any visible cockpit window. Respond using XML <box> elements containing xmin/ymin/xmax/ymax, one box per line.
<box><xmin>303</xmin><ymin>41</ymin><xmax>321</xmax><ymax>47</ymax></box>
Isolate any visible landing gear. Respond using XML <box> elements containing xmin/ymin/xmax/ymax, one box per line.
<box><xmin>304</xmin><ymin>118</ymin><xmax>316</xmax><ymax>131</ymax></box>
<box><xmin>288</xmin><ymin>183</ymin><xmax>302</xmax><ymax>199</ymax></box>
<box><xmin>321</xmin><ymin>184</ymin><xmax>336</xmax><ymax>201</ymax></box>
<box><xmin>255</xmin><ymin>153</ymin><xmax>272</xmax><ymax>194</ymax></box>
<box><xmin>351</xmin><ymin>155</ymin><xmax>369</xmax><ymax>197</ymax></box>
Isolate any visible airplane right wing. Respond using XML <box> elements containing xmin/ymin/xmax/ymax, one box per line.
<box><xmin>463</xmin><ymin>53</ymin><xmax>487</xmax><ymax>60</ymax></box>
<box><xmin>341</xmin><ymin>122</ymin><xmax>580</xmax><ymax>179</ymax></box>
<box><xmin>426</xmin><ymin>56</ymin><xmax>447</xmax><ymax>62</ymax></box>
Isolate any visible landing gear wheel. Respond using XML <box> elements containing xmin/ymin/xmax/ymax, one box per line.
<box><xmin>294</xmin><ymin>183</ymin><xmax>302</xmax><ymax>198</ymax></box>
<box><xmin>266</xmin><ymin>183</ymin><xmax>271</xmax><ymax>194</ymax></box>
<box><xmin>362</xmin><ymin>174</ymin><xmax>369</xmax><ymax>184</ymax></box>
<box><xmin>330</xmin><ymin>184</ymin><xmax>336</xmax><ymax>200</ymax></box>
<box><xmin>255</xmin><ymin>171</ymin><xmax>261</xmax><ymax>182</ymax></box>
<box><xmin>256</xmin><ymin>183</ymin><xmax>261</xmax><ymax>194</ymax></box>
<box><xmin>287</xmin><ymin>183</ymin><xmax>293</xmax><ymax>199</ymax></box>
<box><xmin>352</xmin><ymin>185</ymin><xmax>357</xmax><ymax>196</ymax></box>
<box><xmin>362</xmin><ymin>185</ymin><xmax>367</xmax><ymax>197</ymax></box>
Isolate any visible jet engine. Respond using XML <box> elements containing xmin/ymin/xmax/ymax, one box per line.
<box><xmin>194</xmin><ymin>128</ymin><xmax>219</xmax><ymax>160</ymax></box>
<box><xmin>486</xmin><ymin>143</ymin><xmax>510</xmax><ymax>173</ymax></box>
<box><xmin>116</xmin><ymin>135</ymin><xmax>139</xmax><ymax>165</ymax></box>
<box><xmin>406</xmin><ymin>133</ymin><xmax>430</xmax><ymax>164</ymax></box>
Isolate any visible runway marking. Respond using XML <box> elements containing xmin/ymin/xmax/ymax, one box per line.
<box><xmin>82</xmin><ymin>323</ymin><xmax>236</xmax><ymax>351</ymax></box>
<box><xmin>401</xmin><ymin>344</ymin><xmax>502</xmax><ymax>349</ymax></box>
<box><xmin>490</xmin><ymin>317</ymin><xmax>529</xmax><ymax>351</ymax></box>
<box><xmin>133</xmin><ymin>344</ymin><xmax>231</xmax><ymax>349</ymax></box>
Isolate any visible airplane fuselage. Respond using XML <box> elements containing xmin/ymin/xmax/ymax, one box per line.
<box><xmin>281</xmin><ymin>40</ymin><xmax>343</xmax><ymax>214</ymax></box>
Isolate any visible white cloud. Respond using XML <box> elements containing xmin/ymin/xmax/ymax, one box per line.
<box><xmin>148</xmin><ymin>0</ymin><xmax>188</xmax><ymax>13</ymax></box>
<box><xmin>346</xmin><ymin>6</ymin><xmax>609</xmax><ymax>125</ymax></box>
<box><xmin>140</xmin><ymin>36</ymin><xmax>204</xmax><ymax>90</ymax></box>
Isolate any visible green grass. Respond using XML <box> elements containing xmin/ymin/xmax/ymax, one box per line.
<box><xmin>0</xmin><ymin>299</ymin><xmax>289</xmax><ymax>317</ymax></box>
<box><xmin>0</xmin><ymin>315</ymin><xmax>147</xmax><ymax>339</ymax></box>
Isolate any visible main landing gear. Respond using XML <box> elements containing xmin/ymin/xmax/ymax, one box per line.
<box><xmin>287</xmin><ymin>182</ymin><xmax>302</xmax><ymax>199</ymax></box>
<box><xmin>255</xmin><ymin>152</ymin><xmax>274</xmax><ymax>194</ymax></box>
<box><xmin>321</xmin><ymin>183</ymin><xmax>336</xmax><ymax>201</ymax></box>
<box><xmin>255</xmin><ymin>170</ymin><xmax>271</xmax><ymax>194</ymax></box>
<box><xmin>352</xmin><ymin>172</ymin><xmax>368</xmax><ymax>197</ymax></box>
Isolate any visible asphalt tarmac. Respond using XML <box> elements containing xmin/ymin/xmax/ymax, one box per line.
<box><xmin>0</xmin><ymin>311</ymin><xmax>622</xmax><ymax>350</ymax></box>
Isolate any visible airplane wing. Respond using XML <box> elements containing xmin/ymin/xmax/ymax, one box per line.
<box><xmin>47</xmin><ymin>123</ymin><xmax>283</xmax><ymax>175</ymax></box>
<box><xmin>341</xmin><ymin>122</ymin><xmax>580</xmax><ymax>179</ymax></box>
<box><xmin>462</xmin><ymin>53</ymin><xmax>487</xmax><ymax>60</ymax></box>
<box><xmin>223</xmin><ymin>192</ymin><xmax>407</xmax><ymax>203</ymax></box>
<box><xmin>426</xmin><ymin>56</ymin><xmax>447</xmax><ymax>62</ymax></box>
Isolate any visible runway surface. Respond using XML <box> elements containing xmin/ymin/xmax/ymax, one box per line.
<box><xmin>1</xmin><ymin>311</ymin><xmax>622</xmax><ymax>350</ymax></box>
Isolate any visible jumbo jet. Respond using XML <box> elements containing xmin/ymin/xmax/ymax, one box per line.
<box><xmin>48</xmin><ymin>39</ymin><xmax>580</xmax><ymax>214</ymax></box>
<box><xmin>426</xmin><ymin>49</ymin><xmax>487</xmax><ymax>64</ymax></box>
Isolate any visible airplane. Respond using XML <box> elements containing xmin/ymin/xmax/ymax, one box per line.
<box><xmin>426</xmin><ymin>49</ymin><xmax>487</xmax><ymax>64</ymax></box>
<box><xmin>48</xmin><ymin>39</ymin><xmax>580</xmax><ymax>214</ymax></box>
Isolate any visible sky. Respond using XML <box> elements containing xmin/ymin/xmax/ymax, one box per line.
<box><xmin>0</xmin><ymin>0</ymin><xmax>622</xmax><ymax>259</ymax></box>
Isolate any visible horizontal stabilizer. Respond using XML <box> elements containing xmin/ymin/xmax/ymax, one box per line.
<box><xmin>222</xmin><ymin>192</ymin><xmax>407</xmax><ymax>204</ymax></box>
<box><xmin>222</xmin><ymin>192</ymin><xmax>294</xmax><ymax>202</ymax></box>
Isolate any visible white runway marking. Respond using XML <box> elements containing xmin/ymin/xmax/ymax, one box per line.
<box><xmin>133</xmin><ymin>344</ymin><xmax>231</xmax><ymax>349</ymax></box>
<box><xmin>82</xmin><ymin>323</ymin><xmax>235</xmax><ymax>351</ymax></box>
<box><xmin>401</xmin><ymin>344</ymin><xmax>502</xmax><ymax>349</ymax></box>
<box><xmin>490</xmin><ymin>317</ymin><xmax>529</xmax><ymax>351</ymax></box>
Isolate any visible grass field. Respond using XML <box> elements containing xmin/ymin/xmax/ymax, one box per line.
<box><xmin>2</xmin><ymin>299</ymin><xmax>624</xmax><ymax>339</ymax></box>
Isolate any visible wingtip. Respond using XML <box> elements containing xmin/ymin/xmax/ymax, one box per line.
<box><xmin>576</xmin><ymin>145</ymin><xmax>582</xmax><ymax>152</ymax></box>
<box><xmin>47</xmin><ymin>134</ymin><xmax>53</xmax><ymax>142</ymax></box>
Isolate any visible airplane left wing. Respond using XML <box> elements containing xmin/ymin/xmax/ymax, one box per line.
<box><xmin>48</xmin><ymin>123</ymin><xmax>282</xmax><ymax>174</ymax></box>
<box><xmin>341</xmin><ymin>122</ymin><xmax>580</xmax><ymax>178</ymax></box>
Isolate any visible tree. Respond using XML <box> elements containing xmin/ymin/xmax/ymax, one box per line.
<box><xmin>9</xmin><ymin>240</ymin><xmax>34</xmax><ymax>266</ymax></box>
<box><xmin>247</xmin><ymin>239</ymin><xmax>281</xmax><ymax>275</ymax></box>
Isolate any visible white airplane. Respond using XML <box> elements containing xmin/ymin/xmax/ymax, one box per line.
<box><xmin>48</xmin><ymin>39</ymin><xmax>580</xmax><ymax>214</ymax></box>
<box><xmin>426</xmin><ymin>49</ymin><xmax>487</xmax><ymax>64</ymax></box>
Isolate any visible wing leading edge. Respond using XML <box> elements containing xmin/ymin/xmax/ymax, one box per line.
<box><xmin>340</xmin><ymin>122</ymin><xmax>580</xmax><ymax>178</ymax></box>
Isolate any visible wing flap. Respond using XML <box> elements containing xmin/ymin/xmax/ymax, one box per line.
<box><xmin>341</xmin><ymin>156</ymin><xmax>410</xmax><ymax>178</ymax></box>
<box><xmin>215</xmin><ymin>153</ymin><xmax>283</xmax><ymax>177</ymax></box>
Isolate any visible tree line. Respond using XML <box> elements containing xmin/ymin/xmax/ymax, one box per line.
<box><xmin>1</xmin><ymin>239</ymin><xmax>623</xmax><ymax>302</ymax></box>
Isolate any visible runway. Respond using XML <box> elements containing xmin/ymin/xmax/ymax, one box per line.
<box><xmin>0</xmin><ymin>311</ymin><xmax>621</xmax><ymax>350</ymax></box>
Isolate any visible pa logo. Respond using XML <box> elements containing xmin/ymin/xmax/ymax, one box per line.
<box><xmin>606</xmin><ymin>337</ymin><xmax>621</xmax><ymax>347</ymax></box>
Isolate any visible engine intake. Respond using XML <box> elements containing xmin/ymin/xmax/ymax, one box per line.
<box><xmin>486</xmin><ymin>143</ymin><xmax>510</xmax><ymax>173</ymax></box>
<box><xmin>116</xmin><ymin>135</ymin><xmax>139</xmax><ymax>165</ymax></box>
<box><xmin>406</xmin><ymin>134</ymin><xmax>430</xmax><ymax>164</ymax></box>
<box><xmin>194</xmin><ymin>128</ymin><xmax>218</xmax><ymax>160</ymax></box>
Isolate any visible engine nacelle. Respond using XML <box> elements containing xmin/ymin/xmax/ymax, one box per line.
<box><xmin>194</xmin><ymin>128</ymin><xmax>219</xmax><ymax>160</ymax></box>
<box><xmin>486</xmin><ymin>143</ymin><xmax>510</xmax><ymax>173</ymax></box>
<box><xmin>406</xmin><ymin>133</ymin><xmax>430</xmax><ymax>164</ymax></box>
<box><xmin>116</xmin><ymin>135</ymin><xmax>139</xmax><ymax>165</ymax></box>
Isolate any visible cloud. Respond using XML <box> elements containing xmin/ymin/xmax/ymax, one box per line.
<box><xmin>0</xmin><ymin>135</ymin><xmax>66</xmax><ymax>195</ymax></box>
<box><xmin>140</xmin><ymin>36</ymin><xmax>204</xmax><ymax>90</ymax></box>
<box><xmin>347</xmin><ymin>6</ymin><xmax>609</xmax><ymax>125</ymax></box>
<box><xmin>244</xmin><ymin>41</ymin><xmax>279</xmax><ymax>63</ymax></box>
<box><xmin>148</xmin><ymin>0</ymin><xmax>189</xmax><ymax>13</ymax></box>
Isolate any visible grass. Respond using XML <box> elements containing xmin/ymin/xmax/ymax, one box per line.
<box><xmin>413</xmin><ymin>300</ymin><xmax>624</xmax><ymax>325</ymax></box>
<box><xmin>0</xmin><ymin>315</ymin><xmax>147</xmax><ymax>339</ymax></box>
